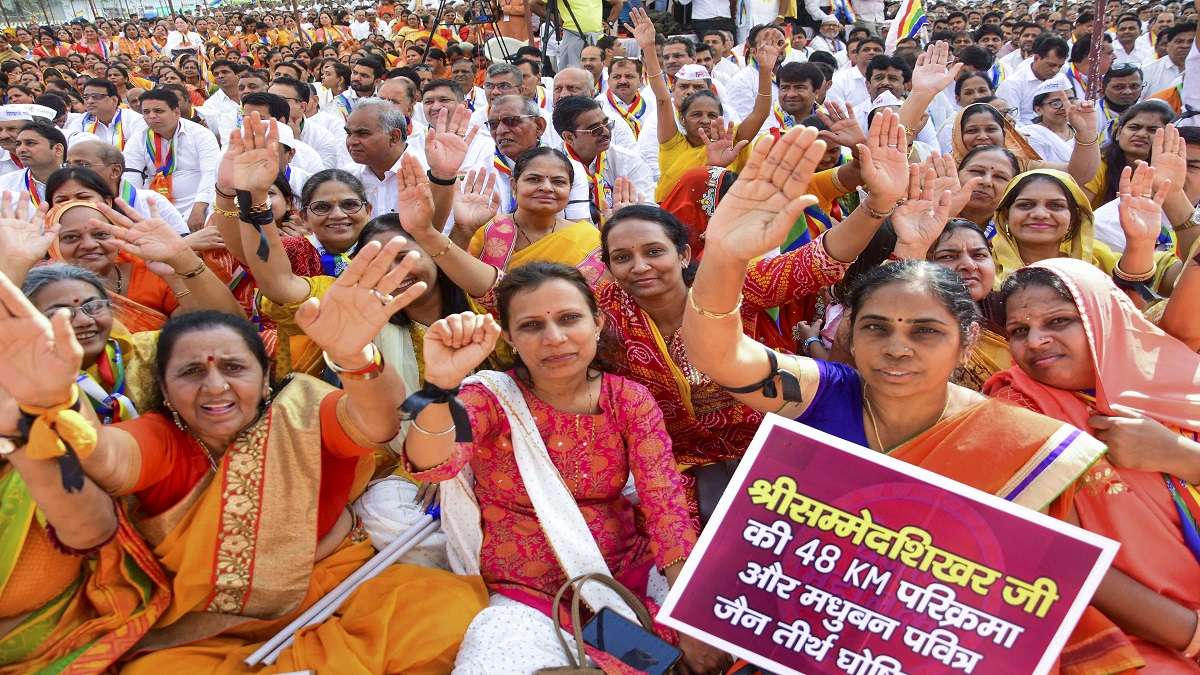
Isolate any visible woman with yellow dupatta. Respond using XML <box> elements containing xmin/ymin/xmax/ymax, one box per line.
<box><xmin>466</xmin><ymin>148</ymin><xmax>607</xmax><ymax>285</ymax></box>
<box><xmin>986</xmin><ymin>258</ymin><xmax>1200</xmax><ymax>672</ymax></box>
<box><xmin>990</xmin><ymin>166</ymin><xmax>1185</xmax><ymax>295</ymax></box>
<box><xmin>681</xmin><ymin>122</ymin><xmax>1106</xmax><ymax>542</ymax></box>
<box><xmin>0</xmin><ymin>233</ymin><xmax>486</xmax><ymax>673</ymax></box>
<box><xmin>0</xmin><ymin>214</ymin><xmax>169</xmax><ymax>675</ymax></box>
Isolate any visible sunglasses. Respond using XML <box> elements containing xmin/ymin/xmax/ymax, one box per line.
<box><xmin>485</xmin><ymin>114</ymin><xmax>536</xmax><ymax>132</ymax></box>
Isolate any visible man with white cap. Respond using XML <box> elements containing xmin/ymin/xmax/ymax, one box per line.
<box><xmin>65</xmin><ymin>78</ymin><xmax>146</xmax><ymax>152</ymax></box>
<box><xmin>0</xmin><ymin>120</ymin><xmax>66</xmax><ymax>207</ymax></box>
<box><xmin>0</xmin><ymin>103</ymin><xmax>57</xmax><ymax>174</ymax></box>
<box><xmin>66</xmin><ymin>138</ymin><xmax>190</xmax><ymax>235</ymax></box>
<box><xmin>809</xmin><ymin>18</ymin><xmax>847</xmax><ymax>55</ymax></box>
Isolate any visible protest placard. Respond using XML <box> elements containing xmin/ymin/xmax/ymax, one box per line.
<box><xmin>657</xmin><ymin>414</ymin><xmax>1119</xmax><ymax>675</ymax></box>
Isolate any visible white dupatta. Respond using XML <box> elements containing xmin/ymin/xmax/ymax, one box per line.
<box><xmin>374</xmin><ymin>323</ymin><xmax>421</xmax><ymax>455</ymax></box>
<box><xmin>439</xmin><ymin>370</ymin><xmax>639</xmax><ymax>622</ymax></box>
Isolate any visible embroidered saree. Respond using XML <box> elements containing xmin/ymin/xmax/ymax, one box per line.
<box><xmin>468</xmin><ymin>216</ymin><xmax>605</xmax><ymax>285</ymax></box>
<box><xmin>115</xmin><ymin>374</ymin><xmax>487</xmax><ymax>673</ymax></box>
<box><xmin>0</xmin><ymin>469</ymin><xmax>170</xmax><ymax>674</ymax></box>
<box><xmin>985</xmin><ymin>258</ymin><xmax>1200</xmax><ymax>673</ymax></box>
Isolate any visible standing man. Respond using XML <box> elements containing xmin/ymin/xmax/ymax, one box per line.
<box><xmin>680</xmin><ymin>0</ymin><xmax>736</xmax><ymax>44</ymax></box>
<box><xmin>66</xmin><ymin>78</ymin><xmax>146</xmax><ymax>151</ymax></box>
<box><xmin>533</xmin><ymin>0</ymin><xmax>604</xmax><ymax>70</ymax></box>
<box><xmin>0</xmin><ymin>121</ymin><xmax>64</xmax><ymax>207</ymax></box>
<box><xmin>122</xmin><ymin>89</ymin><xmax>219</xmax><ymax>232</ymax></box>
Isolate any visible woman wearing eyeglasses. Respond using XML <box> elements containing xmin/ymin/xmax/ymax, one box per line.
<box><xmin>1019</xmin><ymin>80</ymin><xmax>1078</xmax><ymax>163</ymax></box>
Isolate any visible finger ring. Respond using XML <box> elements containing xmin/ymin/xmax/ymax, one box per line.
<box><xmin>372</xmin><ymin>290</ymin><xmax>394</xmax><ymax>305</ymax></box>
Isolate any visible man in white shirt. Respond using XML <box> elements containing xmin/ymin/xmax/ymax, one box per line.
<box><xmin>349</xmin><ymin>10</ymin><xmax>374</xmax><ymax>40</ymax></box>
<box><xmin>809</xmin><ymin>18</ymin><xmax>847</xmax><ymax>56</ymax></box>
<box><xmin>0</xmin><ymin>104</ymin><xmax>56</xmax><ymax>174</ymax></box>
<box><xmin>164</xmin><ymin>16</ymin><xmax>204</xmax><ymax>53</ymax></box>
<box><xmin>1097</xmin><ymin>64</ymin><xmax>1146</xmax><ymax>142</ymax></box>
<box><xmin>0</xmin><ymin>121</ymin><xmax>64</xmax><ymax>206</ymax></box>
<box><xmin>122</xmin><ymin>89</ymin><xmax>219</xmax><ymax>231</ymax></box>
<box><xmin>825</xmin><ymin>36</ymin><xmax>885</xmax><ymax>111</ymax></box>
<box><xmin>239</xmin><ymin>92</ymin><xmax>327</xmax><ymax>174</ymax></box>
<box><xmin>451</xmin><ymin>59</ymin><xmax>487</xmax><ymax>113</ymax></box>
<box><xmin>551</xmin><ymin>67</ymin><xmax>637</xmax><ymax>150</ymax></box>
<box><xmin>1134</xmin><ymin>11</ymin><xmax>1177</xmax><ymax>62</ymax></box>
<box><xmin>350</xmin><ymin>57</ymin><xmax>385</xmax><ymax>102</ymax></box>
<box><xmin>469</xmin><ymin>63</ymin><xmax>562</xmax><ymax>150</ymax></box>
<box><xmin>1063</xmin><ymin>35</ymin><xmax>1114</xmax><ymax>101</ymax></box>
<box><xmin>996</xmin><ymin>34</ymin><xmax>1070</xmax><ymax>124</ymax></box>
<box><xmin>407</xmin><ymin>80</ymin><xmax>493</xmax><ymax>172</ymax></box>
<box><xmin>66</xmin><ymin>79</ymin><xmax>146</xmax><ymax>152</ymax></box>
<box><xmin>679</xmin><ymin>0</ymin><xmax>736</xmax><ymax>46</ymax></box>
<box><xmin>66</xmin><ymin>139</ymin><xmax>189</xmax><ymax>235</ymax></box>
<box><xmin>196</xmin><ymin>59</ymin><xmax>243</xmax><ymax>138</ymax></box>
<box><xmin>1112</xmin><ymin>13</ymin><xmax>1157</xmax><ymax>65</ymax></box>
<box><xmin>998</xmin><ymin>22</ymin><xmax>1043</xmax><ymax>72</ymax></box>
<box><xmin>553</xmin><ymin>94</ymin><xmax>654</xmax><ymax>215</ymax></box>
<box><xmin>1143</xmin><ymin>23</ymin><xmax>1195</xmax><ymax>96</ymax></box>
<box><xmin>468</xmin><ymin>94</ymin><xmax>592</xmax><ymax>221</ymax></box>
<box><xmin>598</xmin><ymin>57</ymin><xmax>656</xmax><ymax>143</ymax></box>
<box><xmin>269</xmin><ymin>77</ymin><xmax>352</xmax><ymax>169</ymax></box>
<box><xmin>344</xmin><ymin>98</ymin><xmax>429</xmax><ymax>215</ymax></box>
<box><xmin>701</xmin><ymin>30</ymin><xmax>742</xmax><ymax>83</ymax></box>
<box><xmin>726</xmin><ymin>25</ymin><xmax>803</xmax><ymax>121</ymax></box>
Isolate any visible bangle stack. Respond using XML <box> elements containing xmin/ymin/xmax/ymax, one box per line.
<box><xmin>177</xmin><ymin>259</ymin><xmax>209</xmax><ymax>279</ymax></box>
<box><xmin>862</xmin><ymin>197</ymin><xmax>900</xmax><ymax>219</ymax></box>
<box><xmin>1074</xmin><ymin>132</ymin><xmax>1101</xmax><ymax>147</ymax></box>
<box><xmin>1112</xmin><ymin>264</ymin><xmax>1155</xmax><ymax>284</ymax></box>
<box><xmin>323</xmin><ymin>343</ymin><xmax>386</xmax><ymax>381</ymax></box>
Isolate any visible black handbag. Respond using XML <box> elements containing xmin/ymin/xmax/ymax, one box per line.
<box><xmin>688</xmin><ymin>459</ymin><xmax>740</xmax><ymax>526</ymax></box>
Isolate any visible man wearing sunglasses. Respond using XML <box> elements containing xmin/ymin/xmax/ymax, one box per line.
<box><xmin>553</xmin><ymin>95</ymin><xmax>653</xmax><ymax>218</ymax></box>
<box><xmin>64</xmin><ymin>78</ymin><xmax>145</xmax><ymax>152</ymax></box>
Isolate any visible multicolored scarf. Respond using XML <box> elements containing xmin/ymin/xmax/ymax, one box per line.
<box><xmin>564</xmin><ymin>143</ymin><xmax>611</xmax><ymax>216</ymax></box>
<box><xmin>536</xmin><ymin>87</ymin><xmax>547</xmax><ymax>109</ymax></box>
<box><xmin>118</xmin><ymin>178</ymin><xmax>138</xmax><ymax>210</ymax></box>
<box><xmin>1164</xmin><ymin>474</ymin><xmax>1200</xmax><ymax>564</ymax></box>
<box><xmin>145</xmin><ymin>128</ymin><xmax>176</xmax><ymax>200</ymax></box>
<box><xmin>335</xmin><ymin>92</ymin><xmax>355</xmax><ymax>119</ymax></box>
<box><xmin>493</xmin><ymin>147</ymin><xmax>517</xmax><ymax>212</ymax></box>
<box><xmin>77</xmin><ymin>340</ymin><xmax>138</xmax><ymax>424</ymax></box>
<box><xmin>1066</xmin><ymin>63</ymin><xmax>1088</xmax><ymax>96</ymax></box>
<box><xmin>987</xmin><ymin>63</ymin><xmax>1004</xmax><ymax>89</ymax></box>
<box><xmin>23</xmin><ymin>169</ymin><xmax>41</xmax><ymax>208</ymax></box>
<box><xmin>305</xmin><ymin>233</ymin><xmax>354</xmax><ymax>277</ymax></box>
<box><xmin>606</xmin><ymin>89</ymin><xmax>647</xmax><ymax>138</ymax></box>
<box><xmin>85</xmin><ymin>109</ymin><xmax>126</xmax><ymax>150</ymax></box>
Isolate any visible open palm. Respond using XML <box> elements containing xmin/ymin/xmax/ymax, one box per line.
<box><xmin>0</xmin><ymin>272</ymin><xmax>82</xmax><ymax>408</ymax></box>
<box><xmin>396</xmin><ymin>153</ymin><xmax>436</xmax><ymax>234</ymax></box>
<box><xmin>227</xmin><ymin>112</ymin><xmax>281</xmax><ymax>192</ymax></box>
<box><xmin>0</xmin><ymin>192</ymin><xmax>56</xmax><ymax>278</ymax></box>
<box><xmin>1150</xmin><ymin>125</ymin><xmax>1186</xmax><ymax>190</ymax></box>
<box><xmin>892</xmin><ymin>165</ymin><xmax>954</xmax><ymax>258</ymax></box>
<box><xmin>425</xmin><ymin>104</ymin><xmax>479</xmax><ymax>180</ymax></box>
<box><xmin>705</xmin><ymin>126</ymin><xmax>826</xmax><ymax>260</ymax></box>
<box><xmin>1117</xmin><ymin>164</ymin><xmax>1169</xmax><ymax>249</ymax></box>
<box><xmin>422</xmin><ymin>312</ymin><xmax>502</xmax><ymax>389</ymax></box>
<box><xmin>296</xmin><ymin>237</ymin><xmax>429</xmax><ymax>360</ymax></box>
<box><xmin>453</xmin><ymin>168</ymin><xmax>500</xmax><ymax>234</ymax></box>
<box><xmin>702</xmin><ymin>120</ymin><xmax>747</xmax><ymax>168</ymax></box>
<box><xmin>94</xmin><ymin>201</ymin><xmax>188</xmax><ymax>262</ymax></box>
<box><xmin>910</xmin><ymin>41</ymin><xmax>961</xmax><ymax>95</ymax></box>
<box><xmin>858</xmin><ymin>109</ymin><xmax>910</xmax><ymax>206</ymax></box>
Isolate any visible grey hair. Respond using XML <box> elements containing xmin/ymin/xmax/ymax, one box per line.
<box><xmin>353</xmin><ymin>96</ymin><xmax>408</xmax><ymax>142</ymax></box>
<box><xmin>21</xmin><ymin>263</ymin><xmax>109</xmax><ymax>301</ymax></box>
<box><xmin>72</xmin><ymin>139</ymin><xmax>126</xmax><ymax>169</ymax></box>
<box><xmin>486</xmin><ymin>62</ymin><xmax>523</xmax><ymax>82</ymax></box>
<box><xmin>492</xmin><ymin>93</ymin><xmax>540</xmax><ymax>117</ymax></box>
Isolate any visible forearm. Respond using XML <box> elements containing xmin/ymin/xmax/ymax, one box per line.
<box><xmin>415</xmin><ymin>228</ymin><xmax>498</xmax><ymax>297</ymax></box>
<box><xmin>7</xmin><ymin>449</ymin><xmax>117</xmax><ymax>549</ymax></box>
<box><xmin>211</xmin><ymin>192</ymin><xmax>248</xmax><ymax>262</ymax></box>
<box><xmin>336</xmin><ymin>354</ymin><xmax>405</xmax><ymax>444</ymax></box>
<box><xmin>1160</xmin><ymin>260</ymin><xmax>1200</xmax><ymax>351</ymax></box>
<box><xmin>681</xmin><ymin>244</ymin><xmax>755</xmax><ymax>380</ymax></box>
<box><xmin>0</xmin><ymin>256</ymin><xmax>38</xmax><ymax>287</ymax></box>
<box><xmin>239</xmin><ymin>199</ymin><xmax>310</xmax><ymax>305</ymax></box>
<box><xmin>898</xmin><ymin>89</ymin><xmax>936</xmax><ymax>136</ymax></box>
<box><xmin>403</xmin><ymin>400</ymin><xmax>456</xmax><ymax>470</ymax></box>
<box><xmin>1091</xmin><ymin>566</ymin><xmax>1198</xmax><ymax>652</ymax></box>
<box><xmin>429</xmin><ymin>182</ymin><xmax>456</xmax><ymax>233</ymax></box>
<box><xmin>1117</xmin><ymin>242</ymin><xmax>1156</xmax><ymax>277</ymax></box>
<box><xmin>165</xmin><ymin>250</ymin><xmax>245</xmax><ymax>317</ymax></box>
<box><xmin>188</xmin><ymin>202</ymin><xmax>209</xmax><ymax>232</ymax></box>
<box><xmin>1164</xmin><ymin>190</ymin><xmax>1200</xmax><ymax>259</ymax></box>
<box><xmin>1065</xmin><ymin>138</ymin><xmax>1101</xmax><ymax>189</ymax></box>
<box><xmin>822</xmin><ymin>199</ymin><xmax>887</xmax><ymax>262</ymax></box>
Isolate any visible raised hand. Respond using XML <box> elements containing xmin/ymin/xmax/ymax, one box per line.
<box><xmin>424</xmin><ymin>104</ymin><xmax>480</xmax><ymax>181</ymax></box>
<box><xmin>1067</xmin><ymin>99</ymin><xmax>1099</xmax><ymax>141</ymax></box>
<box><xmin>223</xmin><ymin>111</ymin><xmax>281</xmax><ymax>193</ymax></box>
<box><xmin>701</xmin><ymin>120</ymin><xmax>748</xmax><ymax>168</ymax></box>
<box><xmin>910</xmin><ymin>41</ymin><xmax>962</xmax><ymax>96</ymax></box>
<box><xmin>891</xmin><ymin>165</ymin><xmax>955</xmax><ymax>259</ymax></box>
<box><xmin>0</xmin><ymin>191</ymin><xmax>56</xmax><ymax>283</ymax></box>
<box><xmin>1117</xmin><ymin>163</ymin><xmax>1170</xmax><ymax>250</ymax></box>
<box><xmin>295</xmin><ymin>236</ymin><xmax>430</xmax><ymax>363</ymax></box>
<box><xmin>422</xmin><ymin>311</ymin><xmax>502</xmax><ymax>389</ymax></box>
<box><xmin>815</xmin><ymin>101</ymin><xmax>866</xmax><ymax>151</ymax></box>
<box><xmin>624</xmin><ymin>7</ymin><xmax>657</xmax><ymax>52</ymax></box>
<box><xmin>397</xmin><ymin>153</ymin><xmax>436</xmax><ymax>234</ymax></box>
<box><xmin>183</xmin><ymin>225</ymin><xmax>225</xmax><ymax>252</ymax></box>
<box><xmin>755</xmin><ymin>38</ymin><xmax>781</xmax><ymax>72</ymax></box>
<box><xmin>858</xmin><ymin>108</ymin><xmax>910</xmax><ymax>209</ymax></box>
<box><xmin>1149</xmin><ymin>124</ymin><xmax>1186</xmax><ymax>193</ymax></box>
<box><xmin>91</xmin><ymin>200</ymin><xmax>190</xmax><ymax>265</ymax></box>
<box><xmin>704</xmin><ymin>126</ymin><xmax>826</xmax><ymax>261</ymax></box>
<box><xmin>605</xmin><ymin>176</ymin><xmax>643</xmax><ymax>220</ymax></box>
<box><xmin>0</xmin><ymin>271</ymin><xmax>82</xmax><ymax>408</ymax></box>
<box><xmin>925</xmin><ymin>151</ymin><xmax>980</xmax><ymax>217</ymax></box>
<box><xmin>452</xmin><ymin>168</ymin><xmax>501</xmax><ymax>235</ymax></box>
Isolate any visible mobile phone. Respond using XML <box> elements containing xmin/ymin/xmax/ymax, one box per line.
<box><xmin>580</xmin><ymin>607</ymin><xmax>682</xmax><ymax>675</ymax></box>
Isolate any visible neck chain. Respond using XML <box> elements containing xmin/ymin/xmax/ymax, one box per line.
<box><xmin>169</xmin><ymin>409</ymin><xmax>219</xmax><ymax>471</ymax></box>
<box><xmin>109</xmin><ymin>264</ymin><xmax>125</xmax><ymax>295</ymax></box>
<box><xmin>862</xmin><ymin>386</ymin><xmax>951</xmax><ymax>453</ymax></box>
<box><xmin>514</xmin><ymin>214</ymin><xmax>557</xmax><ymax>247</ymax></box>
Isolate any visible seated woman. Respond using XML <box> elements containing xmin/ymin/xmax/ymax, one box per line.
<box><xmin>1019</xmin><ymin>79</ymin><xmax>1078</xmax><ymax>163</ymax></box>
<box><xmin>1083</xmin><ymin>100</ymin><xmax>1176</xmax><ymax>208</ymax></box>
<box><xmin>0</xmin><ymin>237</ymin><xmax>487</xmax><ymax>673</ymax></box>
<box><xmin>629</xmin><ymin>9</ymin><xmax>773</xmax><ymax>201</ymax></box>
<box><xmin>464</xmin><ymin>149</ymin><xmax>606</xmax><ymax>284</ymax></box>
<box><xmin>990</xmin><ymin>165</ymin><xmax>1184</xmax><ymax>293</ymax></box>
<box><xmin>680</xmin><ymin>125</ymin><xmax>1105</xmax><ymax>511</ymax></box>
<box><xmin>404</xmin><ymin>265</ymin><xmax>724</xmax><ymax>674</ymax></box>
<box><xmin>984</xmin><ymin>259</ymin><xmax>1200</xmax><ymax>671</ymax></box>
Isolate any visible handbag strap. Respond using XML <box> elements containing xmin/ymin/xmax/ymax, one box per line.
<box><xmin>550</xmin><ymin>573</ymin><xmax>658</xmax><ymax>667</ymax></box>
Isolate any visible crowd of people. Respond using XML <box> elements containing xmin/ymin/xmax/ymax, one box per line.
<box><xmin>0</xmin><ymin>0</ymin><xmax>1198</xmax><ymax>672</ymax></box>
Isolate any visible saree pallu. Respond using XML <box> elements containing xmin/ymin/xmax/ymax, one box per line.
<box><xmin>0</xmin><ymin>471</ymin><xmax>170</xmax><ymax>675</ymax></box>
<box><xmin>952</xmin><ymin>328</ymin><xmax>1012</xmax><ymax>391</ymax></box>
<box><xmin>120</xmin><ymin>375</ymin><xmax>487</xmax><ymax>673</ymax></box>
<box><xmin>468</xmin><ymin>216</ymin><xmax>605</xmax><ymax>285</ymax></box>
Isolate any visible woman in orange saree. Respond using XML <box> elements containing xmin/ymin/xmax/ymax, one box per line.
<box><xmin>0</xmin><ymin>235</ymin><xmax>487</xmax><ymax>674</ymax></box>
<box><xmin>985</xmin><ymin>258</ymin><xmax>1200</xmax><ymax>673</ymax></box>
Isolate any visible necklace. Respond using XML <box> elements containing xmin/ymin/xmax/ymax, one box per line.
<box><xmin>514</xmin><ymin>215</ymin><xmax>557</xmax><ymax>248</ymax></box>
<box><xmin>109</xmin><ymin>264</ymin><xmax>125</xmax><ymax>295</ymax></box>
<box><xmin>862</xmin><ymin>386</ymin><xmax>951</xmax><ymax>453</ymax></box>
<box><xmin>170</xmin><ymin>409</ymin><xmax>220</xmax><ymax>471</ymax></box>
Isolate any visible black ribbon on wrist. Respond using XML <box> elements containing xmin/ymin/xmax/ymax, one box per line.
<box><xmin>236</xmin><ymin>189</ymin><xmax>273</xmax><ymax>262</ymax></box>
<box><xmin>401</xmin><ymin>382</ymin><xmax>473</xmax><ymax>442</ymax></box>
<box><xmin>426</xmin><ymin>169</ymin><xmax>457</xmax><ymax>186</ymax></box>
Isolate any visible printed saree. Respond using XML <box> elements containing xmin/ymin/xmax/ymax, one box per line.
<box><xmin>468</xmin><ymin>216</ymin><xmax>606</xmax><ymax>285</ymax></box>
<box><xmin>117</xmin><ymin>375</ymin><xmax>487</xmax><ymax>673</ymax></box>
<box><xmin>0</xmin><ymin>469</ymin><xmax>170</xmax><ymax>674</ymax></box>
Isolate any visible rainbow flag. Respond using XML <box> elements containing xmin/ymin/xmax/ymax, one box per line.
<box><xmin>885</xmin><ymin>0</ymin><xmax>927</xmax><ymax>53</ymax></box>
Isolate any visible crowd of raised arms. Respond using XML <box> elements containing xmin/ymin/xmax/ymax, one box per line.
<box><xmin>0</xmin><ymin>0</ymin><xmax>1198</xmax><ymax>670</ymax></box>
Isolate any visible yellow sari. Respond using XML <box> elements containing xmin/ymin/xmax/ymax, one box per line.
<box><xmin>0</xmin><ymin>469</ymin><xmax>170</xmax><ymax>674</ymax></box>
<box><xmin>954</xmin><ymin>328</ymin><xmax>1012</xmax><ymax>391</ymax></box>
<box><xmin>656</xmin><ymin>129</ymin><xmax>750</xmax><ymax>202</ymax></box>
<box><xmin>118</xmin><ymin>375</ymin><xmax>487</xmax><ymax>673</ymax></box>
<box><xmin>468</xmin><ymin>216</ymin><xmax>605</xmax><ymax>284</ymax></box>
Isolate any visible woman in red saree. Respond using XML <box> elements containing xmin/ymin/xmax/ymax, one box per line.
<box><xmin>986</xmin><ymin>257</ymin><xmax>1200</xmax><ymax>672</ymax></box>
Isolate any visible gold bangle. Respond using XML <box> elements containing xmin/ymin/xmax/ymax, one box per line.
<box><xmin>430</xmin><ymin>238</ymin><xmax>453</xmax><ymax>259</ymax></box>
<box><xmin>646</xmin><ymin>71</ymin><xmax>663</xmax><ymax>79</ymax></box>
<box><xmin>862</xmin><ymin>197</ymin><xmax>899</xmax><ymax>219</ymax></box>
<box><xmin>757</xmin><ymin>91</ymin><xmax>772</xmax><ymax>97</ymax></box>
<box><xmin>213</xmin><ymin>205</ymin><xmax>239</xmax><ymax>218</ymax></box>
<box><xmin>411</xmin><ymin>419</ymin><xmax>456</xmax><ymax>436</ymax></box>
<box><xmin>1113</xmin><ymin>263</ymin><xmax>1155</xmax><ymax>283</ymax></box>
<box><xmin>686</xmin><ymin>286</ymin><xmax>743</xmax><ymax>319</ymax></box>
<box><xmin>173</xmin><ymin>287</ymin><xmax>192</xmax><ymax>299</ymax></box>
<box><xmin>177</xmin><ymin>259</ymin><xmax>209</xmax><ymax>279</ymax></box>
<box><xmin>247</xmin><ymin>198</ymin><xmax>272</xmax><ymax>214</ymax></box>
<box><xmin>1074</xmin><ymin>133</ymin><xmax>1101</xmax><ymax>147</ymax></box>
